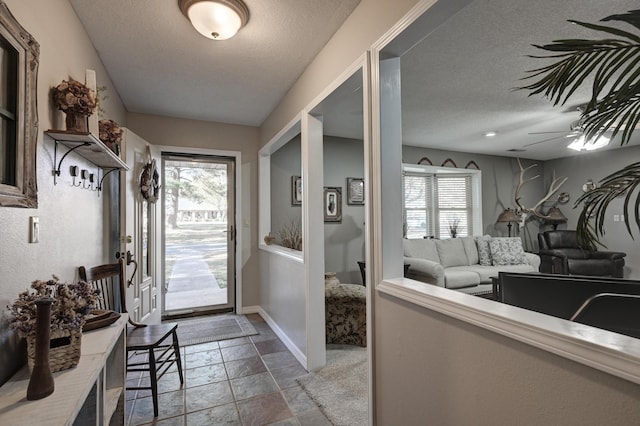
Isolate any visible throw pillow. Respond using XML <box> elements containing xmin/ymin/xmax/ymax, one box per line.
<box><xmin>460</xmin><ymin>236</ymin><xmax>479</xmax><ymax>265</ymax></box>
<box><xmin>475</xmin><ymin>235</ymin><xmax>493</xmax><ymax>266</ymax></box>
<box><xmin>435</xmin><ymin>238</ymin><xmax>468</xmax><ymax>268</ymax></box>
<box><xmin>489</xmin><ymin>237</ymin><xmax>528</xmax><ymax>266</ymax></box>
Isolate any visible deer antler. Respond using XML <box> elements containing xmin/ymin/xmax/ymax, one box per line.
<box><xmin>515</xmin><ymin>158</ymin><xmax>568</xmax><ymax>220</ymax></box>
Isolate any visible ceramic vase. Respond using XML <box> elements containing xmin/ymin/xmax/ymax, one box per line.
<box><xmin>27</xmin><ymin>297</ymin><xmax>55</xmax><ymax>400</ymax></box>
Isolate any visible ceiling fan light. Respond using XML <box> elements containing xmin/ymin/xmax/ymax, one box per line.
<box><xmin>179</xmin><ymin>0</ymin><xmax>249</xmax><ymax>40</ymax></box>
<box><xmin>567</xmin><ymin>135</ymin><xmax>610</xmax><ymax>151</ymax></box>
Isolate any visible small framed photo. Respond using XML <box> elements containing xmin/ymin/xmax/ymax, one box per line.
<box><xmin>291</xmin><ymin>176</ymin><xmax>302</xmax><ymax>205</ymax></box>
<box><xmin>324</xmin><ymin>187</ymin><xmax>342</xmax><ymax>223</ymax></box>
<box><xmin>347</xmin><ymin>177</ymin><xmax>364</xmax><ymax>205</ymax></box>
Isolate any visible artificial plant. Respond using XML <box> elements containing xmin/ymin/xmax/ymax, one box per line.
<box><xmin>521</xmin><ymin>9</ymin><xmax>640</xmax><ymax>249</ymax></box>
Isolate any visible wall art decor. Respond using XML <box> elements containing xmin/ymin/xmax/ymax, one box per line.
<box><xmin>347</xmin><ymin>177</ymin><xmax>364</xmax><ymax>205</ymax></box>
<box><xmin>324</xmin><ymin>187</ymin><xmax>342</xmax><ymax>222</ymax></box>
<box><xmin>291</xmin><ymin>175</ymin><xmax>302</xmax><ymax>205</ymax></box>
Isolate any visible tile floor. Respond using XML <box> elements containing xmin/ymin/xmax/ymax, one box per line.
<box><xmin>126</xmin><ymin>313</ymin><xmax>332</xmax><ymax>426</ymax></box>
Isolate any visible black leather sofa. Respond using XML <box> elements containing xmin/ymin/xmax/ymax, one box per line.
<box><xmin>538</xmin><ymin>230</ymin><xmax>626</xmax><ymax>278</ymax></box>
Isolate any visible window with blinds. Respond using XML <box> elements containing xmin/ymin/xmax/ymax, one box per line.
<box><xmin>403</xmin><ymin>171</ymin><xmax>474</xmax><ymax>239</ymax></box>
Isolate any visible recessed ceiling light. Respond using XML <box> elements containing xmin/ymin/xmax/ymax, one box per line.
<box><xmin>507</xmin><ymin>148</ymin><xmax>526</xmax><ymax>152</ymax></box>
<box><xmin>484</xmin><ymin>131</ymin><xmax>497</xmax><ymax>137</ymax></box>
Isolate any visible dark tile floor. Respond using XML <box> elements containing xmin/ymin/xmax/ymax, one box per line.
<box><xmin>126</xmin><ymin>313</ymin><xmax>332</xmax><ymax>426</ymax></box>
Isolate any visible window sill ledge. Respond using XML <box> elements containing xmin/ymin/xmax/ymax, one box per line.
<box><xmin>259</xmin><ymin>244</ymin><xmax>304</xmax><ymax>263</ymax></box>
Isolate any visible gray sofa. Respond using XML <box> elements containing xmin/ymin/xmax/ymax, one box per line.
<box><xmin>403</xmin><ymin>236</ymin><xmax>540</xmax><ymax>294</ymax></box>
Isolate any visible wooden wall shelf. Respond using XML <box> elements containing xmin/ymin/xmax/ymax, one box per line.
<box><xmin>45</xmin><ymin>130</ymin><xmax>128</xmax><ymax>188</ymax></box>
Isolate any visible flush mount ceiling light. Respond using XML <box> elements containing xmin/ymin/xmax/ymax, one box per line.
<box><xmin>179</xmin><ymin>0</ymin><xmax>249</xmax><ymax>40</ymax></box>
<box><xmin>484</xmin><ymin>131</ymin><xmax>497</xmax><ymax>138</ymax></box>
<box><xmin>567</xmin><ymin>134</ymin><xmax>610</xmax><ymax>152</ymax></box>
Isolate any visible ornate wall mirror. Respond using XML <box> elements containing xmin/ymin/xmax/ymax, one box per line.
<box><xmin>0</xmin><ymin>2</ymin><xmax>39</xmax><ymax>207</ymax></box>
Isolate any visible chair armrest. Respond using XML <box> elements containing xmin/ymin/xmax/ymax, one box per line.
<box><xmin>524</xmin><ymin>252</ymin><xmax>540</xmax><ymax>269</ymax></box>
<box><xmin>538</xmin><ymin>249</ymin><xmax>569</xmax><ymax>260</ymax></box>
<box><xmin>590</xmin><ymin>251</ymin><xmax>626</xmax><ymax>260</ymax></box>
<box><xmin>404</xmin><ymin>257</ymin><xmax>445</xmax><ymax>286</ymax></box>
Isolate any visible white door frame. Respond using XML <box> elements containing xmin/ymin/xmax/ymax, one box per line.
<box><xmin>156</xmin><ymin>145</ymin><xmax>243</xmax><ymax>314</ymax></box>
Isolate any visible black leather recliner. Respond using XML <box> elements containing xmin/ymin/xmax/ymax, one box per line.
<box><xmin>538</xmin><ymin>230</ymin><xmax>626</xmax><ymax>278</ymax></box>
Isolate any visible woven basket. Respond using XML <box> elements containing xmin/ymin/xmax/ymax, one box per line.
<box><xmin>27</xmin><ymin>327</ymin><xmax>82</xmax><ymax>373</ymax></box>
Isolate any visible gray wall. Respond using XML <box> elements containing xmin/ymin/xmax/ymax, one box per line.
<box><xmin>0</xmin><ymin>0</ymin><xmax>126</xmax><ymax>385</ymax></box>
<box><xmin>402</xmin><ymin>145</ymin><xmax>546</xmax><ymax>251</ymax></box>
<box><xmin>270</xmin><ymin>135</ymin><xmax>365</xmax><ymax>283</ymax></box>
<box><xmin>544</xmin><ymin>145</ymin><xmax>640</xmax><ymax>279</ymax></box>
<box><xmin>375</xmin><ymin>293</ymin><xmax>640</xmax><ymax>425</ymax></box>
<box><xmin>324</xmin><ymin>137</ymin><xmax>365</xmax><ymax>284</ymax></box>
<box><xmin>270</xmin><ymin>135</ymin><xmax>302</xmax><ymax>245</ymax></box>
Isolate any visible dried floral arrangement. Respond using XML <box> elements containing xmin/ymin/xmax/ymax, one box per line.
<box><xmin>448</xmin><ymin>218</ymin><xmax>461</xmax><ymax>238</ymax></box>
<box><xmin>279</xmin><ymin>218</ymin><xmax>302</xmax><ymax>251</ymax></box>
<box><xmin>52</xmin><ymin>79</ymin><xmax>97</xmax><ymax>116</ymax></box>
<box><xmin>99</xmin><ymin>119</ymin><xmax>123</xmax><ymax>155</ymax></box>
<box><xmin>7</xmin><ymin>276</ymin><xmax>100</xmax><ymax>337</ymax></box>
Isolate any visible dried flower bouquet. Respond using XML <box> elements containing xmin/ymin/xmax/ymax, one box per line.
<box><xmin>7</xmin><ymin>276</ymin><xmax>100</xmax><ymax>337</ymax></box>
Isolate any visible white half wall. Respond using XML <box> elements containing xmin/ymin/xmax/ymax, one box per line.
<box><xmin>258</xmin><ymin>248</ymin><xmax>307</xmax><ymax>364</ymax></box>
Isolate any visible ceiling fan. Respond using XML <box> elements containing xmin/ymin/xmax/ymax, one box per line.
<box><xmin>523</xmin><ymin>119</ymin><xmax>585</xmax><ymax>149</ymax></box>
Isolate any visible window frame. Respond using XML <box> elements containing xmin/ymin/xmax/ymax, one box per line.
<box><xmin>402</xmin><ymin>163</ymin><xmax>482</xmax><ymax>239</ymax></box>
<box><xmin>0</xmin><ymin>3</ymin><xmax>39</xmax><ymax>208</ymax></box>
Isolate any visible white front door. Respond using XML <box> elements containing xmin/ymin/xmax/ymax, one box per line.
<box><xmin>120</xmin><ymin>129</ymin><xmax>161</xmax><ymax>324</ymax></box>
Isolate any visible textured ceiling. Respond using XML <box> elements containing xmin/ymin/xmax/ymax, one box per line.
<box><xmin>70</xmin><ymin>0</ymin><xmax>640</xmax><ymax>160</ymax></box>
<box><xmin>399</xmin><ymin>0</ymin><xmax>640</xmax><ymax>160</ymax></box>
<box><xmin>69</xmin><ymin>0</ymin><xmax>361</xmax><ymax>126</ymax></box>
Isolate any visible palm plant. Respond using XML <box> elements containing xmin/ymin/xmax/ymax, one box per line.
<box><xmin>521</xmin><ymin>9</ymin><xmax>640</xmax><ymax>249</ymax></box>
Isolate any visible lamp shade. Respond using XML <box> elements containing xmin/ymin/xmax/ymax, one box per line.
<box><xmin>545</xmin><ymin>206</ymin><xmax>568</xmax><ymax>223</ymax></box>
<box><xmin>179</xmin><ymin>0</ymin><xmax>250</xmax><ymax>40</ymax></box>
<box><xmin>497</xmin><ymin>208</ymin><xmax>520</xmax><ymax>223</ymax></box>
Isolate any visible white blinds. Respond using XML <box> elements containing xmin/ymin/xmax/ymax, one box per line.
<box><xmin>403</xmin><ymin>172</ymin><xmax>473</xmax><ymax>239</ymax></box>
<box><xmin>403</xmin><ymin>173</ymin><xmax>433</xmax><ymax>239</ymax></box>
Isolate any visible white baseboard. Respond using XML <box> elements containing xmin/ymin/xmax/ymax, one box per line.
<box><xmin>240</xmin><ymin>305</ymin><xmax>308</xmax><ymax>369</ymax></box>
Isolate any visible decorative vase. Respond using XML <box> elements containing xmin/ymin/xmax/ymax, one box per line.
<box><xmin>65</xmin><ymin>112</ymin><xmax>88</xmax><ymax>132</ymax></box>
<box><xmin>27</xmin><ymin>297</ymin><xmax>55</xmax><ymax>401</ymax></box>
<box><xmin>324</xmin><ymin>272</ymin><xmax>340</xmax><ymax>287</ymax></box>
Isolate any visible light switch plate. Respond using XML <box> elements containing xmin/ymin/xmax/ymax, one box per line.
<box><xmin>29</xmin><ymin>216</ymin><xmax>39</xmax><ymax>243</ymax></box>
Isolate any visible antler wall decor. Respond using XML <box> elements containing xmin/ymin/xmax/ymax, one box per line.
<box><xmin>514</xmin><ymin>158</ymin><xmax>568</xmax><ymax>228</ymax></box>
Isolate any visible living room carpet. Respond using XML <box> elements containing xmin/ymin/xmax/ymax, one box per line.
<box><xmin>296</xmin><ymin>345</ymin><xmax>368</xmax><ymax>426</ymax></box>
<box><xmin>171</xmin><ymin>314</ymin><xmax>258</xmax><ymax>346</ymax></box>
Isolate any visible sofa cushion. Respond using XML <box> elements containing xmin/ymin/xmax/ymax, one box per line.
<box><xmin>475</xmin><ymin>235</ymin><xmax>493</xmax><ymax>266</ymax></box>
<box><xmin>443</xmin><ymin>268</ymin><xmax>481</xmax><ymax>289</ymax></box>
<box><xmin>470</xmin><ymin>264</ymin><xmax>536</xmax><ymax>283</ymax></box>
<box><xmin>489</xmin><ymin>237</ymin><xmax>528</xmax><ymax>266</ymax></box>
<box><xmin>460</xmin><ymin>236</ymin><xmax>479</xmax><ymax>265</ymax></box>
<box><xmin>403</xmin><ymin>238</ymin><xmax>440</xmax><ymax>263</ymax></box>
<box><xmin>435</xmin><ymin>238</ymin><xmax>468</xmax><ymax>268</ymax></box>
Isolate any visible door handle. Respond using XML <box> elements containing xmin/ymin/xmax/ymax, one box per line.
<box><xmin>116</xmin><ymin>250</ymin><xmax>138</xmax><ymax>287</ymax></box>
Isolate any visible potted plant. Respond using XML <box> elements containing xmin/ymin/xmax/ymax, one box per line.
<box><xmin>51</xmin><ymin>78</ymin><xmax>98</xmax><ymax>132</ymax></box>
<box><xmin>7</xmin><ymin>276</ymin><xmax>100</xmax><ymax>372</ymax></box>
<box><xmin>98</xmin><ymin>118</ymin><xmax>123</xmax><ymax>155</ymax></box>
<box><xmin>521</xmin><ymin>10</ymin><xmax>640</xmax><ymax>249</ymax></box>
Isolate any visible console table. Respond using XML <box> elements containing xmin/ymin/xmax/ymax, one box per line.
<box><xmin>0</xmin><ymin>314</ymin><xmax>126</xmax><ymax>425</ymax></box>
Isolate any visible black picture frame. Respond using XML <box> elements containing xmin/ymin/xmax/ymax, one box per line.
<box><xmin>291</xmin><ymin>175</ymin><xmax>302</xmax><ymax>205</ymax></box>
<box><xmin>347</xmin><ymin>177</ymin><xmax>364</xmax><ymax>205</ymax></box>
<box><xmin>324</xmin><ymin>187</ymin><xmax>342</xmax><ymax>222</ymax></box>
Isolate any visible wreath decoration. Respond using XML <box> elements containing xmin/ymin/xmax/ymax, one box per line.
<box><xmin>140</xmin><ymin>158</ymin><xmax>160</xmax><ymax>203</ymax></box>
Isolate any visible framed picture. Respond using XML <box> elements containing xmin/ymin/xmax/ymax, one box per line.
<box><xmin>324</xmin><ymin>187</ymin><xmax>342</xmax><ymax>222</ymax></box>
<box><xmin>291</xmin><ymin>175</ymin><xmax>302</xmax><ymax>205</ymax></box>
<box><xmin>347</xmin><ymin>177</ymin><xmax>364</xmax><ymax>205</ymax></box>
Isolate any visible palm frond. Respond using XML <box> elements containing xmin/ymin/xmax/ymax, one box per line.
<box><xmin>575</xmin><ymin>162</ymin><xmax>640</xmax><ymax>249</ymax></box>
<box><xmin>519</xmin><ymin>11</ymin><xmax>640</xmax><ymax>146</ymax></box>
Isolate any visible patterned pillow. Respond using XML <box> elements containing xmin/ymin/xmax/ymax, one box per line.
<box><xmin>489</xmin><ymin>237</ymin><xmax>528</xmax><ymax>266</ymax></box>
<box><xmin>475</xmin><ymin>235</ymin><xmax>493</xmax><ymax>266</ymax></box>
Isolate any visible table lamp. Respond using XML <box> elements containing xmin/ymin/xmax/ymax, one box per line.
<box><xmin>497</xmin><ymin>208</ymin><xmax>520</xmax><ymax>237</ymax></box>
<box><xmin>545</xmin><ymin>206</ymin><xmax>568</xmax><ymax>230</ymax></box>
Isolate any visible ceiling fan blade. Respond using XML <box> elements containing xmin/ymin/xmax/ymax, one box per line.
<box><xmin>522</xmin><ymin>135</ymin><xmax>566</xmax><ymax>148</ymax></box>
<box><xmin>527</xmin><ymin>130</ymin><xmax>566</xmax><ymax>135</ymax></box>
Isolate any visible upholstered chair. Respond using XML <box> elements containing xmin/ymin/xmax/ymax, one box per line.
<box><xmin>537</xmin><ymin>230</ymin><xmax>626</xmax><ymax>278</ymax></box>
